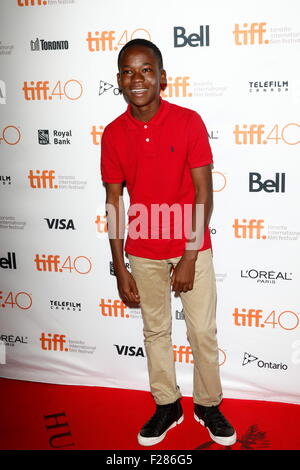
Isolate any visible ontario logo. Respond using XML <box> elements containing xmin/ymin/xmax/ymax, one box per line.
<box><xmin>242</xmin><ymin>352</ymin><xmax>288</xmax><ymax>370</ymax></box>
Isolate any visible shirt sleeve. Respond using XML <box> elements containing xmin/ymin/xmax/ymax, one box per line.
<box><xmin>187</xmin><ymin>111</ymin><xmax>213</xmax><ymax>168</ymax></box>
<box><xmin>101</xmin><ymin>126</ymin><xmax>125</xmax><ymax>183</ymax></box>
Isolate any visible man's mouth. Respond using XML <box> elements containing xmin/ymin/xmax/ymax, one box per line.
<box><xmin>130</xmin><ymin>89</ymin><xmax>148</xmax><ymax>94</ymax></box>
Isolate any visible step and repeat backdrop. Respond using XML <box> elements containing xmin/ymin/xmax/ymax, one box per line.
<box><xmin>1</xmin><ymin>0</ymin><xmax>300</xmax><ymax>404</ymax></box>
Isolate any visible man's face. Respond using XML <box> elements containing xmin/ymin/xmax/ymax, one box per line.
<box><xmin>117</xmin><ymin>45</ymin><xmax>166</xmax><ymax>109</ymax></box>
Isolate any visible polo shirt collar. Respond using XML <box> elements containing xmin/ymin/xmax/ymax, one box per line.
<box><xmin>125</xmin><ymin>97</ymin><xmax>170</xmax><ymax>129</ymax></box>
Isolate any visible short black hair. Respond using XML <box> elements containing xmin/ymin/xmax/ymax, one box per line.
<box><xmin>117</xmin><ymin>39</ymin><xmax>163</xmax><ymax>70</ymax></box>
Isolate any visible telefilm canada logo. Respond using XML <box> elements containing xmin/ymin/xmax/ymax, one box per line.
<box><xmin>242</xmin><ymin>352</ymin><xmax>288</xmax><ymax>371</ymax></box>
<box><xmin>0</xmin><ymin>175</ymin><xmax>11</xmax><ymax>186</ymax></box>
<box><xmin>249</xmin><ymin>80</ymin><xmax>288</xmax><ymax>93</ymax></box>
<box><xmin>30</xmin><ymin>37</ymin><xmax>69</xmax><ymax>51</ymax></box>
<box><xmin>50</xmin><ymin>300</ymin><xmax>82</xmax><ymax>312</ymax></box>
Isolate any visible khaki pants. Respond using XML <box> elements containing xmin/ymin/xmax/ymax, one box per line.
<box><xmin>127</xmin><ymin>248</ymin><xmax>223</xmax><ymax>407</ymax></box>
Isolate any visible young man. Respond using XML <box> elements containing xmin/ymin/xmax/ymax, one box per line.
<box><xmin>101</xmin><ymin>39</ymin><xmax>236</xmax><ymax>447</ymax></box>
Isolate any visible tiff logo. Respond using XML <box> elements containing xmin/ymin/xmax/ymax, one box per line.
<box><xmin>234</xmin><ymin>125</ymin><xmax>265</xmax><ymax>144</ymax></box>
<box><xmin>86</xmin><ymin>31</ymin><xmax>116</xmax><ymax>51</ymax></box>
<box><xmin>91</xmin><ymin>125</ymin><xmax>104</xmax><ymax>144</ymax></box>
<box><xmin>95</xmin><ymin>214</ymin><xmax>108</xmax><ymax>233</ymax></box>
<box><xmin>233</xmin><ymin>308</ymin><xmax>263</xmax><ymax>327</ymax></box>
<box><xmin>233</xmin><ymin>23</ymin><xmax>269</xmax><ymax>45</ymax></box>
<box><xmin>99</xmin><ymin>298</ymin><xmax>128</xmax><ymax>318</ymax></box>
<box><xmin>161</xmin><ymin>77</ymin><xmax>192</xmax><ymax>98</ymax></box>
<box><xmin>23</xmin><ymin>81</ymin><xmax>50</xmax><ymax>100</ymax></box>
<box><xmin>173</xmin><ymin>345</ymin><xmax>193</xmax><ymax>363</ymax></box>
<box><xmin>28</xmin><ymin>170</ymin><xmax>57</xmax><ymax>188</ymax></box>
<box><xmin>34</xmin><ymin>254</ymin><xmax>61</xmax><ymax>272</ymax></box>
<box><xmin>233</xmin><ymin>219</ymin><xmax>266</xmax><ymax>239</ymax></box>
<box><xmin>40</xmin><ymin>333</ymin><xmax>68</xmax><ymax>351</ymax></box>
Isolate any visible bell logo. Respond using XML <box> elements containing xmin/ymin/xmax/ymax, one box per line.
<box><xmin>233</xmin><ymin>219</ymin><xmax>266</xmax><ymax>239</ymax></box>
<box><xmin>40</xmin><ymin>333</ymin><xmax>68</xmax><ymax>352</ymax></box>
<box><xmin>99</xmin><ymin>298</ymin><xmax>129</xmax><ymax>318</ymax></box>
<box><xmin>173</xmin><ymin>26</ymin><xmax>210</xmax><ymax>48</ymax></box>
<box><xmin>28</xmin><ymin>170</ymin><xmax>58</xmax><ymax>189</ymax></box>
<box><xmin>249</xmin><ymin>172</ymin><xmax>286</xmax><ymax>193</ymax></box>
<box><xmin>91</xmin><ymin>126</ymin><xmax>104</xmax><ymax>145</ymax></box>
<box><xmin>161</xmin><ymin>77</ymin><xmax>192</xmax><ymax>98</ymax></box>
<box><xmin>233</xmin><ymin>23</ymin><xmax>269</xmax><ymax>45</ymax></box>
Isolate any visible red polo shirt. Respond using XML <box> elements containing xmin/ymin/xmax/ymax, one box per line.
<box><xmin>101</xmin><ymin>98</ymin><xmax>213</xmax><ymax>259</ymax></box>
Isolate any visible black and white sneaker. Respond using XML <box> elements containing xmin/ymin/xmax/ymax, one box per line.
<box><xmin>137</xmin><ymin>399</ymin><xmax>183</xmax><ymax>446</ymax></box>
<box><xmin>194</xmin><ymin>404</ymin><xmax>236</xmax><ymax>446</ymax></box>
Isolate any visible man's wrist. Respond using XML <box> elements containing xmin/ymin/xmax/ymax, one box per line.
<box><xmin>182</xmin><ymin>249</ymin><xmax>198</xmax><ymax>261</ymax></box>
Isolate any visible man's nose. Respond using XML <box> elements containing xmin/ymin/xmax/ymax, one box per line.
<box><xmin>132</xmin><ymin>71</ymin><xmax>144</xmax><ymax>82</ymax></box>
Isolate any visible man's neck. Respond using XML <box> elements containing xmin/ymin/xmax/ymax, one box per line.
<box><xmin>129</xmin><ymin>98</ymin><xmax>161</xmax><ymax>123</ymax></box>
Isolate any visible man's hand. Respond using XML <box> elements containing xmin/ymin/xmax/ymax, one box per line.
<box><xmin>170</xmin><ymin>256</ymin><xmax>196</xmax><ymax>293</ymax></box>
<box><xmin>116</xmin><ymin>267</ymin><xmax>140</xmax><ymax>306</ymax></box>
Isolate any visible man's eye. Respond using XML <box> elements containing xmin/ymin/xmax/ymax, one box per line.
<box><xmin>123</xmin><ymin>70</ymin><xmax>132</xmax><ymax>74</ymax></box>
<box><xmin>143</xmin><ymin>67</ymin><xmax>152</xmax><ymax>72</ymax></box>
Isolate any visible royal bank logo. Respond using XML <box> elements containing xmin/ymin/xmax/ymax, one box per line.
<box><xmin>30</xmin><ymin>37</ymin><xmax>69</xmax><ymax>51</ymax></box>
<box><xmin>38</xmin><ymin>129</ymin><xmax>72</xmax><ymax>145</ymax></box>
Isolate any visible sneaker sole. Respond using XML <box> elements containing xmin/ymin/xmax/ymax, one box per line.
<box><xmin>137</xmin><ymin>414</ymin><xmax>184</xmax><ymax>447</ymax></box>
<box><xmin>194</xmin><ymin>413</ymin><xmax>237</xmax><ymax>446</ymax></box>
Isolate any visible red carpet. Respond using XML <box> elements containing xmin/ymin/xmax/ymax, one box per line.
<box><xmin>0</xmin><ymin>377</ymin><xmax>299</xmax><ymax>450</ymax></box>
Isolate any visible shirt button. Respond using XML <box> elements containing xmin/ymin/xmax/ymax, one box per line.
<box><xmin>144</xmin><ymin>125</ymin><xmax>148</xmax><ymax>129</ymax></box>
<box><xmin>146</xmin><ymin>138</ymin><xmax>150</xmax><ymax>142</ymax></box>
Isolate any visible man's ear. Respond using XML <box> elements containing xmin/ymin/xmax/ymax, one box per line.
<box><xmin>117</xmin><ymin>72</ymin><xmax>123</xmax><ymax>94</ymax></box>
<box><xmin>160</xmin><ymin>69</ymin><xmax>167</xmax><ymax>91</ymax></box>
